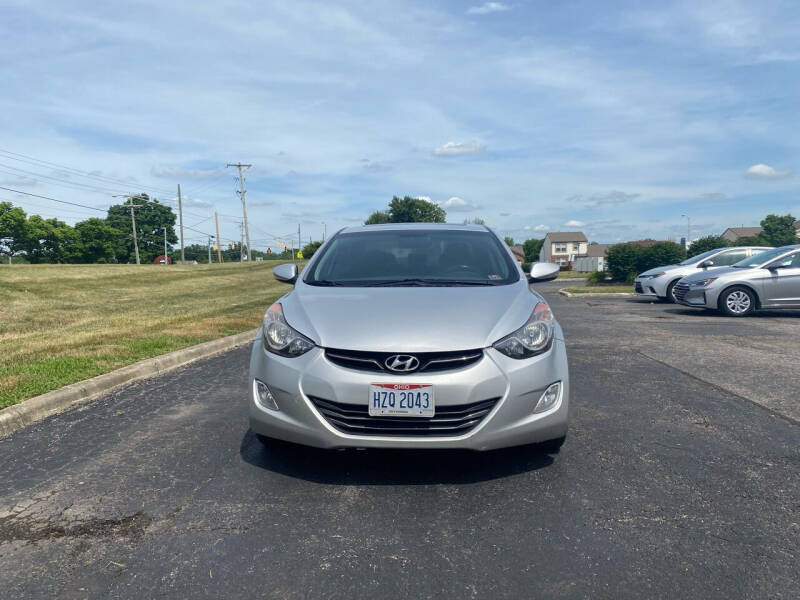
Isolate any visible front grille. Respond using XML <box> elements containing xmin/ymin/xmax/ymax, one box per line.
<box><xmin>673</xmin><ymin>281</ymin><xmax>690</xmax><ymax>302</ymax></box>
<box><xmin>324</xmin><ymin>348</ymin><xmax>483</xmax><ymax>374</ymax></box>
<box><xmin>634</xmin><ymin>282</ymin><xmax>644</xmax><ymax>293</ymax></box>
<box><xmin>309</xmin><ymin>396</ymin><xmax>499</xmax><ymax>437</ymax></box>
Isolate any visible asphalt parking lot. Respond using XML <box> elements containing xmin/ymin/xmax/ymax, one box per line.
<box><xmin>1</xmin><ymin>280</ymin><xmax>798</xmax><ymax>599</ymax></box>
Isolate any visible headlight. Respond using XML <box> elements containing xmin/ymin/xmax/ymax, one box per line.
<box><xmin>639</xmin><ymin>271</ymin><xmax>666</xmax><ymax>280</ymax></box>
<box><xmin>493</xmin><ymin>302</ymin><xmax>554</xmax><ymax>359</ymax></box>
<box><xmin>690</xmin><ymin>277</ymin><xmax>717</xmax><ymax>288</ymax></box>
<box><xmin>262</xmin><ymin>303</ymin><xmax>315</xmax><ymax>357</ymax></box>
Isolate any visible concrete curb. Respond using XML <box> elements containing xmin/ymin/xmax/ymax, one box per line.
<box><xmin>558</xmin><ymin>288</ymin><xmax>633</xmax><ymax>298</ymax></box>
<box><xmin>0</xmin><ymin>328</ymin><xmax>259</xmax><ymax>438</ymax></box>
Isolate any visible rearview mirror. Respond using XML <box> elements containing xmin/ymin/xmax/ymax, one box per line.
<box><xmin>273</xmin><ymin>263</ymin><xmax>298</xmax><ymax>283</ymax></box>
<box><xmin>700</xmin><ymin>260</ymin><xmax>714</xmax><ymax>268</ymax></box>
<box><xmin>529</xmin><ymin>262</ymin><xmax>560</xmax><ymax>282</ymax></box>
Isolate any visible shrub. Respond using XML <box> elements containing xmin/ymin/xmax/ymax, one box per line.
<box><xmin>607</xmin><ymin>241</ymin><xmax>686</xmax><ymax>282</ymax></box>
<box><xmin>586</xmin><ymin>270</ymin><xmax>608</xmax><ymax>284</ymax></box>
<box><xmin>607</xmin><ymin>243</ymin><xmax>640</xmax><ymax>282</ymax></box>
<box><xmin>521</xmin><ymin>261</ymin><xmax>532</xmax><ymax>273</ymax></box>
<box><xmin>688</xmin><ymin>235</ymin><xmax>730</xmax><ymax>258</ymax></box>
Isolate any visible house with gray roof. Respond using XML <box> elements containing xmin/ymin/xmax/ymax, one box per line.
<box><xmin>538</xmin><ymin>231</ymin><xmax>588</xmax><ymax>267</ymax></box>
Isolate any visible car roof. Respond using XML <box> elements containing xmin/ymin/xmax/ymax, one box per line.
<box><xmin>340</xmin><ymin>223</ymin><xmax>490</xmax><ymax>234</ymax></box>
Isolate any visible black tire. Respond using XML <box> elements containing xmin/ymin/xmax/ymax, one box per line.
<box><xmin>662</xmin><ymin>280</ymin><xmax>678</xmax><ymax>303</ymax></box>
<box><xmin>718</xmin><ymin>286</ymin><xmax>756</xmax><ymax>317</ymax></box>
<box><xmin>538</xmin><ymin>435</ymin><xmax>566</xmax><ymax>453</ymax></box>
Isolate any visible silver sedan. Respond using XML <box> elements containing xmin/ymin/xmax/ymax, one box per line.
<box><xmin>248</xmin><ymin>223</ymin><xmax>570</xmax><ymax>451</ymax></box>
<box><xmin>674</xmin><ymin>245</ymin><xmax>800</xmax><ymax>316</ymax></box>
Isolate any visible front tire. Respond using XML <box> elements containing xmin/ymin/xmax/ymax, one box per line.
<box><xmin>718</xmin><ymin>286</ymin><xmax>756</xmax><ymax>317</ymax></box>
<box><xmin>662</xmin><ymin>280</ymin><xmax>678</xmax><ymax>303</ymax></box>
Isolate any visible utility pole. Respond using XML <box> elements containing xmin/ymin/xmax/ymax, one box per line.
<box><xmin>240</xmin><ymin>222</ymin><xmax>244</xmax><ymax>262</ymax></box>
<box><xmin>177</xmin><ymin>184</ymin><xmax>185</xmax><ymax>263</ymax></box>
<box><xmin>207</xmin><ymin>236</ymin><xmax>212</xmax><ymax>264</ymax></box>
<box><xmin>298</xmin><ymin>223</ymin><xmax>301</xmax><ymax>257</ymax></box>
<box><xmin>112</xmin><ymin>194</ymin><xmax>144</xmax><ymax>265</ymax></box>
<box><xmin>227</xmin><ymin>163</ymin><xmax>252</xmax><ymax>262</ymax></box>
<box><xmin>163</xmin><ymin>227</ymin><xmax>167</xmax><ymax>264</ymax></box>
<box><xmin>214</xmin><ymin>211</ymin><xmax>223</xmax><ymax>263</ymax></box>
<box><xmin>682</xmin><ymin>214</ymin><xmax>691</xmax><ymax>250</ymax></box>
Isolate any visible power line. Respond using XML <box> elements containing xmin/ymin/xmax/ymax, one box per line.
<box><xmin>0</xmin><ymin>185</ymin><xmax>108</xmax><ymax>212</ymax></box>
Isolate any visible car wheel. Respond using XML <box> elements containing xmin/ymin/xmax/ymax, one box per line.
<box><xmin>663</xmin><ymin>280</ymin><xmax>678</xmax><ymax>303</ymax></box>
<box><xmin>538</xmin><ymin>435</ymin><xmax>566</xmax><ymax>453</ymax></box>
<box><xmin>718</xmin><ymin>286</ymin><xmax>756</xmax><ymax>317</ymax></box>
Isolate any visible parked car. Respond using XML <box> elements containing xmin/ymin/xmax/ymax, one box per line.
<box><xmin>249</xmin><ymin>223</ymin><xmax>570</xmax><ymax>452</ymax></box>
<box><xmin>634</xmin><ymin>246</ymin><xmax>772</xmax><ymax>302</ymax></box>
<box><xmin>674</xmin><ymin>244</ymin><xmax>800</xmax><ymax>316</ymax></box>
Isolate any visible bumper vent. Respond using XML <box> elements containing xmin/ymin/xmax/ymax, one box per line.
<box><xmin>634</xmin><ymin>282</ymin><xmax>644</xmax><ymax>293</ymax></box>
<box><xmin>324</xmin><ymin>348</ymin><xmax>483</xmax><ymax>374</ymax></box>
<box><xmin>309</xmin><ymin>396</ymin><xmax>499</xmax><ymax>437</ymax></box>
<box><xmin>673</xmin><ymin>281</ymin><xmax>690</xmax><ymax>302</ymax></box>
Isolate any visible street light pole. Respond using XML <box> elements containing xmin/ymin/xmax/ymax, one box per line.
<box><xmin>681</xmin><ymin>214</ymin><xmax>690</xmax><ymax>250</ymax></box>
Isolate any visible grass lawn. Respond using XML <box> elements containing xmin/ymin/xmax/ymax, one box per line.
<box><xmin>564</xmin><ymin>284</ymin><xmax>633</xmax><ymax>294</ymax></box>
<box><xmin>555</xmin><ymin>270</ymin><xmax>587</xmax><ymax>279</ymax></box>
<box><xmin>0</xmin><ymin>261</ymin><xmax>298</xmax><ymax>409</ymax></box>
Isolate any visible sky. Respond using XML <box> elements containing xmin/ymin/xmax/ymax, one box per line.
<box><xmin>1</xmin><ymin>0</ymin><xmax>798</xmax><ymax>248</ymax></box>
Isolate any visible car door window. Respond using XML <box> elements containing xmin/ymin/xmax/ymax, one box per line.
<box><xmin>713</xmin><ymin>249</ymin><xmax>748</xmax><ymax>266</ymax></box>
<box><xmin>769</xmin><ymin>252</ymin><xmax>800</xmax><ymax>269</ymax></box>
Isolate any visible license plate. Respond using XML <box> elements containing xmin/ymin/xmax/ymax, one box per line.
<box><xmin>368</xmin><ymin>383</ymin><xmax>434</xmax><ymax>417</ymax></box>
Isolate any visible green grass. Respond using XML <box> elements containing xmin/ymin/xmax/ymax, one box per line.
<box><xmin>565</xmin><ymin>284</ymin><xmax>633</xmax><ymax>294</ymax></box>
<box><xmin>555</xmin><ymin>270</ymin><xmax>589</xmax><ymax>279</ymax></box>
<box><xmin>0</xmin><ymin>261</ymin><xmax>301</xmax><ymax>408</ymax></box>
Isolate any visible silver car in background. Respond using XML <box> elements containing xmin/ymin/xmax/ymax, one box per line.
<box><xmin>249</xmin><ymin>223</ymin><xmax>570</xmax><ymax>452</ymax></box>
<box><xmin>674</xmin><ymin>244</ymin><xmax>800</xmax><ymax>316</ymax></box>
<box><xmin>634</xmin><ymin>246</ymin><xmax>772</xmax><ymax>302</ymax></box>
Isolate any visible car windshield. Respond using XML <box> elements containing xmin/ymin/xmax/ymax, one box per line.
<box><xmin>305</xmin><ymin>229</ymin><xmax>519</xmax><ymax>286</ymax></box>
<box><xmin>732</xmin><ymin>247</ymin><xmax>788</xmax><ymax>268</ymax></box>
<box><xmin>679</xmin><ymin>248</ymin><xmax>720</xmax><ymax>265</ymax></box>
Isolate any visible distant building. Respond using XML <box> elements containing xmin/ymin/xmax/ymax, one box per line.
<box><xmin>539</xmin><ymin>232</ymin><xmax>588</xmax><ymax>267</ymax></box>
<box><xmin>510</xmin><ymin>244</ymin><xmax>525</xmax><ymax>262</ymax></box>
<box><xmin>721</xmin><ymin>227</ymin><xmax>763</xmax><ymax>242</ymax></box>
<box><xmin>625</xmin><ymin>239</ymin><xmax>659</xmax><ymax>247</ymax></box>
<box><xmin>573</xmin><ymin>244</ymin><xmax>611</xmax><ymax>272</ymax></box>
<box><xmin>154</xmin><ymin>255</ymin><xmax>172</xmax><ymax>265</ymax></box>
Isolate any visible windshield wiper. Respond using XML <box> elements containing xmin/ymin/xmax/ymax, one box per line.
<box><xmin>370</xmin><ymin>278</ymin><xmax>498</xmax><ymax>287</ymax></box>
<box><xmin>308</xmin><ymin>280</ymin><xmax>346</xmax><ymax>286</ymax></box>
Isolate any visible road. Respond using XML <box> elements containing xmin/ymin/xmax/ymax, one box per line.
<box><xmin>1</xmin><ymin>280</ymin><xmax>798</xmax><ymax>599</ymax></box>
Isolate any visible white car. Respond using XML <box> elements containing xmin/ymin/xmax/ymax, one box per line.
<box><xmin>634</xmin><ymin>246</ymin><xmax>772</xmax><ymax>302</ymax></box>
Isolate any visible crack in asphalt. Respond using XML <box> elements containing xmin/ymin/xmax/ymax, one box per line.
<box><xmin>0</xmin><ymin>511</ymin><xmax>151</xmax><ymax>543</ymax></box>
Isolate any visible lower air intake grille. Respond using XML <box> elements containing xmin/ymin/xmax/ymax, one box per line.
<box><xmin>673</xmin><ymin>281</ymin><xmax>690</xmax><ymax>302</ymax></box>
<box><xmin>308</xmin><ymin>396</ymin><xmax>499</xmax><ymax>437</ymax></box>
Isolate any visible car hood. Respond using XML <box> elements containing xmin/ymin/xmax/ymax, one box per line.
<box><xmin>638</xmin><ymin>264</ymin><xmax>682</xmax><ymax>277</ymax></box>
<box><xmin>680</xmin><ymin>266</ymin><xmax>743</xmax><ymax>283</ymax></box>
<box><xmin>279</xmin><ymin>281</ymin><xmax>541</xmax><ymax>352</ymax></box>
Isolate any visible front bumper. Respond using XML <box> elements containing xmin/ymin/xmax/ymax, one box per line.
<box><xmin>248</xmin><ymin>329</ymin><xmax>570</xmax><ymax>451</ymax></box>
<box><xmin>675</xmin><ymin>284</ymin><xmax>719</xmax><ymax>309</ymax></box>
<box><xmin>634</xmin><ymin>276</ymin><xmax>666</xmax><ymax>297</ymax></box>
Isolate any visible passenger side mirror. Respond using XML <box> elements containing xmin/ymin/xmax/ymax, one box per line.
<box><xmin>529</xmin><ymin>262</ymin><xmax>559</xmax><ymax>282</ymax></box>
<box><xmin>699</xmin><ymin>260</ymin><xmax>714</xmax><ymax>268</ymax></box>
<box><xmin>273</xmin><ymin>263</ymin><xmax>298</xmax><ymax>283</ymax></box>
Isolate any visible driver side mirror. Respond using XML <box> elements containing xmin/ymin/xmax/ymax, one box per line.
<box><xmin>273</xmin><ymin>263</ymin><xmax>298</xmax><ymax>283</ymax></box>
<box><xmin>529</xmin><ymin>262</ymin><xmax>560</xmax><ymax>283</ymax></box>
<box><xmin>699</xmin><ymin>260</ymin><xmax>714</xmax><ymax>268</ymax></box>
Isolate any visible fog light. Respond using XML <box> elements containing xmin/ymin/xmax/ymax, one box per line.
<box><xmin>254</xmin><ymin>379</ymin><xmax>279</xmax><ymax>411</ymax></box>
<box><xmin>534</xmin><ymin>382</ymin><xmax>561</xmax><ymax>413</ymax></box>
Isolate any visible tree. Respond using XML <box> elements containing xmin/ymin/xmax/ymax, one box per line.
<box><xmin>639</xmin><ymin>241</ymin><xmax>686</xmax><ymax>271</ymax></box>
<box><xmin>72</xmin><ymin>218</ymin><xmax>122</xmax><ymax>263</ymax></box>
<box><xmin>522</xmin><ymin>238</ymin><xmax>544</xmax><ymax>262</ymax></box>
<box><xmin>302</xmin><ymin>240</ymin><xmax>322</xmax><ymax>259</ymax></box>
<box><xmin>503</xmin><ymin>236</ymin><xmax>514</xmax><ymax>246</ymax></box>
<box><xmin>17</xmin><ymin>215</ymin><xmax>77</xmax><ymax>263</ymax></box>
<box><xmin>106</xmin><ymin>194</ymin><xmax>178</xmax><ymax>263</ymax></box>
<box><xmin>760</xmin><ymin>214</ymin><xmax>797</xmax><ymax>246</ymax></box>
<box><xmin>365</xmin><ymin>210</ymin><xmax>390</xmax><ymax>225</ymax></box>
<box><xmin>607</xmin><ymin>243</ymin><xmax>641</xmax><ymax>282</ymax></box>
<box><xmin>688</xmin><ymin>235</ymin><xmax>730</xmax><ymax>258</ymax></box>
<box><xmin>0</xmin><ymin>202</ymin><xmax>28</xmax><ymax>262</ymax></box>
<box><xmin>365</xmin><ymin>196</ymin><xmax>446</xmax><ymax>224</ymax></box>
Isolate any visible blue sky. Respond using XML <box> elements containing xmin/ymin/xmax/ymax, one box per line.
<box><xmin>1</xmin><ymin>0</ymin><xmax>798</xmax><ymax>247</ymax></box>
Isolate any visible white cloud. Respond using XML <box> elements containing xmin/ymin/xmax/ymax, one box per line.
<box><xmin>439</xmin><ymin>196</ymin><xmax>479</xmax><ymax>212</ymax></box>
<box><xmin>523</xmin><ymin>225</ymin><xmax>531</xmax><ymax>230</ymax></box>
<box><xmin>564</xmin><ymin>219</ymin><xmax>585</xmax><ymax>227</ymax></box>
<box><xmin>534</xmin><ymin>224</ymin><xmax>549</xmax><ymax>231</ymax></box>
<box><xmin>467</xmin><ymin>2</ymin><xmax>510</xmax><ymax>15</ymax></box>
<box><xmin>151</xmin><ymin>165</ymin><xmax>226</xmax><ymax>179</ymax></box>
<box><xmin>744</xmin><ymin>163</ymin><xmax>792</xmax><ymax>179</ymax></box>
<box><xmin>416</xmin><ymin>195</ymin><xmax>432</xmax><ymax>203</ymax></box>
<box><xmin>433</xmin><ymin>141</ymin><xmax>484</xmax><ymax>156</ymax></box>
